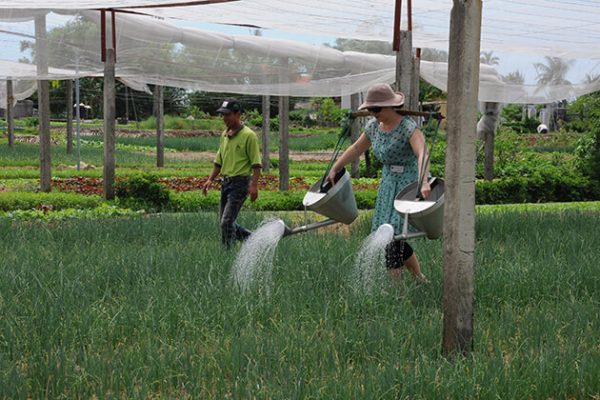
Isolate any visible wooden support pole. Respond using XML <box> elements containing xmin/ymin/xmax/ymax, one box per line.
<box><xmin>395</xmin><ymin>30</ymin><xmax>414</xmax><ymax>103</ymax></box>
<box><xmin>155</xmin><ymin>85</ymin><xmax>164</xmax><ymax>168</ymax></box>
<box><xmin>350</xmin><ymin>93</ymin><xmax>360</xmax><ymax>178</ymax></box>
<box><xmin>35</xmin><ymin>15</ymin><xmax>51</xmax><ymax>192</ymax></box>
<box><xmin>442</xmin><ymin>0</ymin><xmax>482</xmax><ymax>358</ymax></box>
<box><xmin>278</xmin><ymin>95</ymin><xmax>289</xmax><ymax>191</ymax></box>
<box><xmin>66</xmin><ymin>79</ymin><xmax>73</xmax><ymax>154</ymax></box>
<box><xmin>261</xmin><ymin>95</ymin><xmax>270</xmax><ymax>173</ymax></box>
<box><xmin>103</xmin><ymin>47</ymin><xmax>116</xmax><ymax>200</ymax></box>
<box><xmin>278</xmin><ymin>57</ymin><xmax>289</xmax><ymax>191</ymax></box>
<box><xmin>411</xmin><ymin>50</ymin><xmax>421</xmax><ymax>113</ymax></box>
<box><xmin>6</xmin><ymin>80</ymin><xmax>14</xmax><ymax>148</ymax></box>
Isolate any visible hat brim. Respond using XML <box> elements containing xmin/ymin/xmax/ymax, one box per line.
<box><xmin>216</xmin><ymin>107</ymin><xmax>233</xmax><ymax>114</ymax></box>
<box><xmin>358</xmin><ymin>92</ymin><xmax>405</xmax><ymax>110</ymax></box>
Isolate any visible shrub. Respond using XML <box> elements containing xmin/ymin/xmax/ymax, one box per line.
<box><xmin>115</xmin><ymin>174</ymin><xmax>171</xmax><ymax>210</ymax></box>
<box><xmin>575</xmin><ymin>121</ymin><xmax>600</xmax><ymax>181</ymax></box>
<box><xmin>0</xmin><ymin>192</ymin><xmax>102</xmax><ymax>211</ymax></box>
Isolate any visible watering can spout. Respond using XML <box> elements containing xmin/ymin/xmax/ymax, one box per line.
<box><xmin>281</xmin><ymin>219</ymin><xmax>339</xmax><ymax>237</ymax></box>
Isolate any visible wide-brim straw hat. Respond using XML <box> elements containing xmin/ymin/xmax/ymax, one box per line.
<box><xmin>358</xmin><ymin>83</ymin><xmax>405</xmax><ymax>110</ymax></box>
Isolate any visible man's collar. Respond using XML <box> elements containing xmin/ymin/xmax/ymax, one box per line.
<box><xmin>226</xmin><ymin>124</ymin><xmax>244</xmax><ymax>137</ymax></box>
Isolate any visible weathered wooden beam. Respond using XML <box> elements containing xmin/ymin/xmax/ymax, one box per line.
<box><xmin>155</xmin><ymin>85</ymin><xmax>164</xmax><ymax>168</ymax></box>
<box><xmin>35</xmin><ymin>15</ymin><xmax>52</xmax><ymax>192</ymax></box>
<box><xmin>6</xmin><ymin>80</ymin><xmax>14</xmax><ymax>148</ymax></box>
<box><xmin>103</xmin><ymin>48</ymin><xmax>116</xmax><ymax>200</ymax></box>
<box><xmin>66</xmin><ymin>80</ymin><xmax>73</xmax><ymax>154</ymax></box>
<box><xmin>278</xmin><ymin>95</ymin><xmax>289</xmax><ymax>191</ymax></box>
<box><xmin>395</xmin><ymin>30</ymin><xmax>413</xmax><ymax>105</ymax></box>
<box><xmin>261</xmin><ymin>95</ymin><xmax>270</xmax><ymax>173</ymax></box>
<box><xmin>442</xmin><ymin>0</ymin><xmax>482</xmax><ymax>358</ymax></box>
<box><xmin>350</xmin><ymin>93</ymin><xmax>360</xmax><ymax>178</ymax></box>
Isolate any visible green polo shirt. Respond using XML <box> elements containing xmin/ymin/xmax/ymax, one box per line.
<box><xmin>214</xmin><ymin>125</ymin><xmax>261</xmax><ymax>177</ymax></box>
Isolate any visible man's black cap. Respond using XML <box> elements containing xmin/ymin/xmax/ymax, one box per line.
<box><xmin>216</xmin><ymin>98</ymin><xmax>242</xmax><ymax>114</ymax></box>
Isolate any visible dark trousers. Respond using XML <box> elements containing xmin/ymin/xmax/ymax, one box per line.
<box><xmin>219</xmin><ymin>176</ymin><xmax>252</xmax><ymax>248</ymax></box>
<box><xmin>385</xmin><ymin>240</ymin><xmax>414</xmax><ymax>269</ymax></box>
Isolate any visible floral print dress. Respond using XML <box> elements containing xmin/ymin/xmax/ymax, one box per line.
<box><xmin>364</xmin><ymin>116</ymin><xmax>419</xmax><ymax>235</ymax></box>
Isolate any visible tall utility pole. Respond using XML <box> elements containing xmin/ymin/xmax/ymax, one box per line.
<box><xmin>35</xmin><ymin>15</ymin><xmax>52</xmax><ymax>192</ymax></box>
<box><xmin>442</xmin><ymin>0</ymin><xmax>482</xmax><ymax>358</ymax></box>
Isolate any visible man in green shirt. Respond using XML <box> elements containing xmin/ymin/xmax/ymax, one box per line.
<box><xmin>202</xmin><ymin>98</ymin><xmax>262</xmax><ymax>248</ymax></box>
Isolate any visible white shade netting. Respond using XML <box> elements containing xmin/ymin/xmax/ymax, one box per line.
<box><xmin>0</xmin><ymin>1</ymin><xmax>599</xmax><ymax>104</ymax></box>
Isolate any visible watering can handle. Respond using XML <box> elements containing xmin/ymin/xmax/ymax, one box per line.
<box><xmin>321</xmin><ymin>167</ymin><xmax>346</xmax><ymax>193</ymax></box>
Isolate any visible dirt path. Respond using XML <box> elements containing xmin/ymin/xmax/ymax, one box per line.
<box><xmin>165</xmin><ymin>151</ymin><xmax>335</xmax><ymax>162</ymax></box>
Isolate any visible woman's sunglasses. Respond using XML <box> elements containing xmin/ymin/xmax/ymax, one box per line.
<box><xmin>367</xmin><ymin>107</ymin><xmax>383</xmax><ymax>113</ymax></box>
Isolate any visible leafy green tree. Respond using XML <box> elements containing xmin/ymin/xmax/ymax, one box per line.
<box><xmin>502</xmin><ymin>70</ymin><xmax>525</xmax><ymax>84</ymax></box>
<box><xmin>534</xmin><ymin>57</ymin><xmax>574</xmax><ymax>85</ymax></box>
<box><xmin>420</xmin><ymin>48</ymin><xmax>448</xmax><ymax>62</ymax></box>
<box><xmin>480</xmin><ymin>51</ymin><xmax>499</xmax><ymax>66</ymax></box>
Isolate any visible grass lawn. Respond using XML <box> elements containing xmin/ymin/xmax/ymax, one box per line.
<box><xmin>0</xmin><ymin>206</ymin><xmax>598</xmax><ymax>398</ymax></box>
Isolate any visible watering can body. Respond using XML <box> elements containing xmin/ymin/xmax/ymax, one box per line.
<box><xmin>302</xmin><ymin>168</ymin><xmax>358</xmax><ymax>225</ymax></box>
<box><xmin>394</xmin><ymin>178</ymin><xmax>445</xmax><ymax>239</ymax></box>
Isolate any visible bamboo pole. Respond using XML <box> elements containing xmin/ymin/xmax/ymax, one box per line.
<box><xmin>352</xmin><ymin>109</ymin><xmax>443</xmax><ymax>119</ymax></box>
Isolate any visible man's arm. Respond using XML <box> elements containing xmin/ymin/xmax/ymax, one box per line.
<box><xmin>248</xmin><ymin>166</ymin><xmax>261</xmax><ymax>202</ymax></box>
<box><xmin>202</xmin><ymin>164</ymin><xmax>221</xmax><ymax>196</ymax></box>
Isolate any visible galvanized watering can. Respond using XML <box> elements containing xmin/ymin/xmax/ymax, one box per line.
<box><xmin>282</xmin><ymin>168</ymin><xmax>358</xmax><ymax>237</ymax></box>
<box><xmin>393</xmin><ymin>177</ymin><xmax>445</xmax><ymax>240</ymax></box>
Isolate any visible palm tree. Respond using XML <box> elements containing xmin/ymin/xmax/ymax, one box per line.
<box><xmin>533</xmin><ymin>56</ymin><xmax>573</xmax><ymax>85</ymax></box>
<box><xmin>534</xmin><ymin>57</ymin><xmax>574</xmax><ymax>131</ymax></box>
<box><xmin>502</xmin><ymin>70</ymin><xmax>525</xmax><ymax>84</ymax></box>
<box><xmin>584</xmin><ymin>73</ymin><xmax>600</xmax><ymax>84</ymax></box>
<box><xmin>421</xmin><ymin>48</ymin><xmax>448</xmax><ymax>62</ymax></box>
<box><xmin>480</xmin><ymin>51</ymin><xmax>499</xmax><ymax>66</ymax></box>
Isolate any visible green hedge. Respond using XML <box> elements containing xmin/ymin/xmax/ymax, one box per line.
<box><xmin>476</xmin><ymin>174</ymin><xmax>600</xmax><ymax>204</ymax></box>
<box><xmin>0</xmin><ymin>192</ymin><xmax>102</xmax><ymax>211</ymax></box>
<box><xmin>1</xmin><ymin>175</ymin><xmax>598</xmax><ymax>213</ymax></box>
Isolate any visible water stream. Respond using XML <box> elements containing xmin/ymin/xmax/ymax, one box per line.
<box><xmin>231</xmin><ymin>218</ymin><xmax>286</xmax><ymax>295</ymax></box>
<box><xmin>349</xmin><ymin>223</ymin><xmax>395</xmax><ymax>295</ymax></box>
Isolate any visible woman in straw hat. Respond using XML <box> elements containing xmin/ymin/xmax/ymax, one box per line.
<box><xmin>327</xmin><ymin>83</ymin><xmax>431</xmax><ymax>283</ymax></box>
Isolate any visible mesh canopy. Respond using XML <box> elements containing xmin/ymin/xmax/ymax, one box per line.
<box><xmin>0</xmin><ymin>2</ymin><xmax>599</xmax><ymax>104</ymax></box>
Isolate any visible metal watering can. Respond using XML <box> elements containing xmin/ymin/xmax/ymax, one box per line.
<box><xmin>282</xmin><ymin>168</ymin><xmax>358</xmax><ymax>237</ymax></box>
<box><xmin>392</xmin><ymin>177</ymin><xmax>445</xmax><ymax>241</ymax></box>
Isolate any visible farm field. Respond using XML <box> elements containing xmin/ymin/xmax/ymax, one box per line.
<box><xmin>1</xmin><ymin>205</ymin><xmax>599</xmax><ymax>398</ymax></box>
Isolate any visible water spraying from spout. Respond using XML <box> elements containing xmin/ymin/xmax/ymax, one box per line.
<box><xmin>349</xmin><ymin>224</ymin><xmax>395</xmax><ymax>295</ymax></box>
<box><xmin>231</xmin><ymin>218</ymin><xmax>286</xmax><ymax>295</ymax></box>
